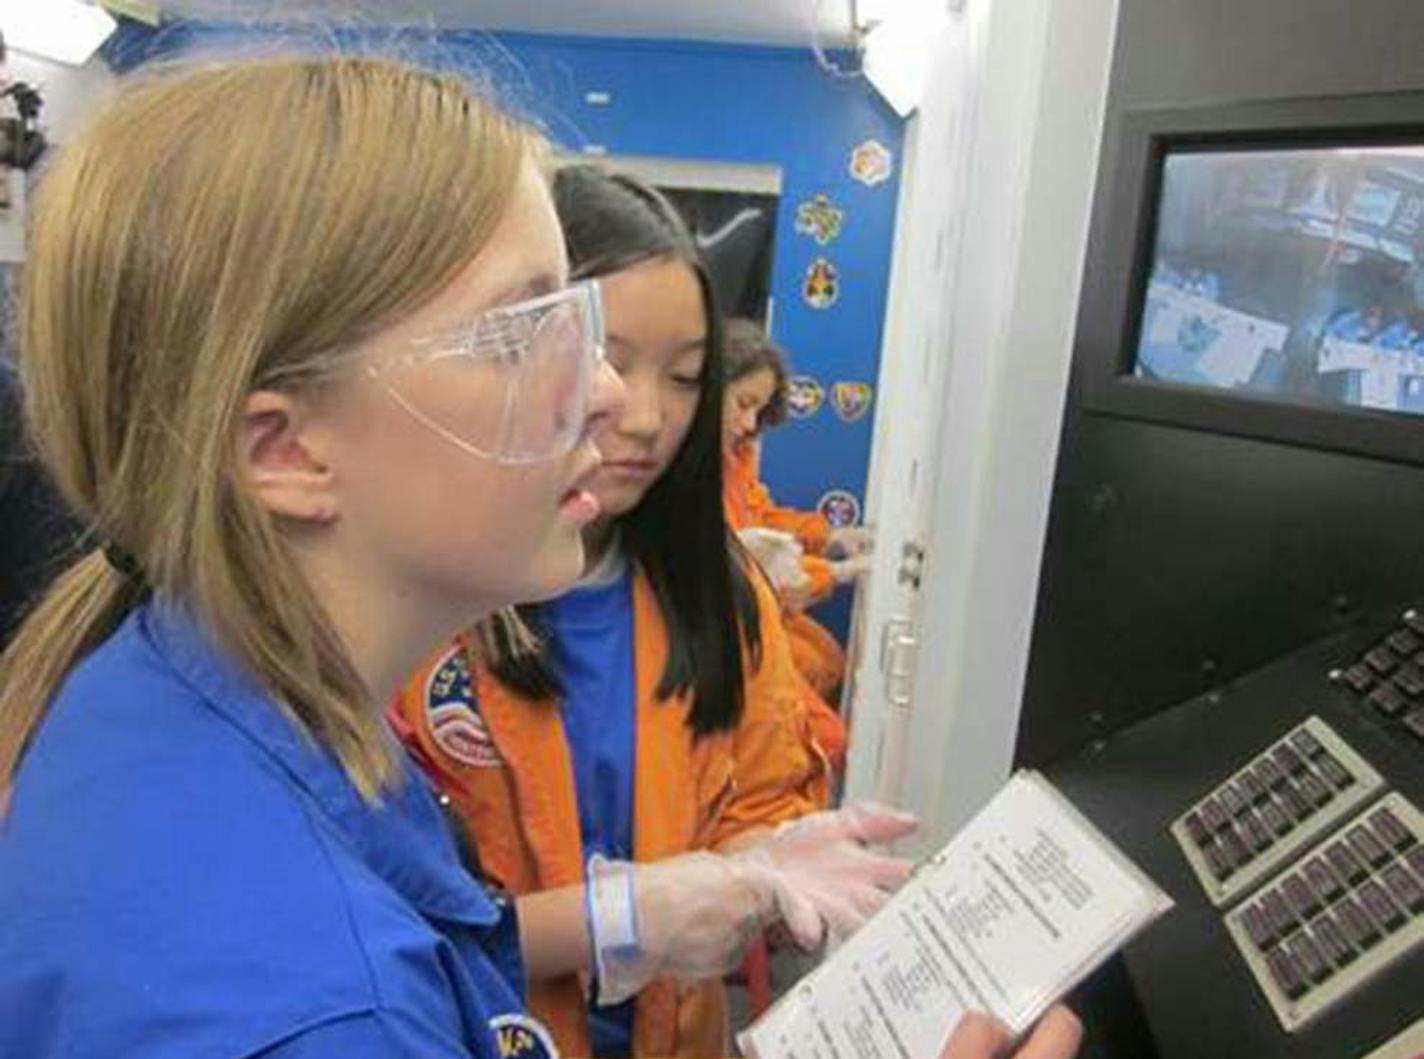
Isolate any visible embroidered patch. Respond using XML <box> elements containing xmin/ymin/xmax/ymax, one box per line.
<box><xmin>803</xmin><ymin>257</ymin><xmax>840</xmax><ymax>310</ymax></box>
<box><xmin>849</xmin><ymin>139</ymin><xmax>894</xmax><ymax>187</ymax></box>
<box><xmin>786</xmin><ymin>375</ymin><xmax>826</xmax><ymax>419</ymax></box>
<box><xmin>817</xmin><ymin>489</ymin><xmax>862</xmax><ymax>529</ymax></box>
<box><xmin>490</xmin><ymin>1013</ymin><xmax>560</xmax><ymax>1059</ymax></box>
<box><xmin>794</xmin><ymin>192</ymin><xmax>845</xmax><ymax>245</ymax></box>
<box><xmin>831</xmin><ymin>381</ymin><xmax>874</xmax><ymax>423</ymax></box>
<box><xmin>425</xmin><ymin>644</ymin><xmax>503</xmax><ymax>768</ymax></box>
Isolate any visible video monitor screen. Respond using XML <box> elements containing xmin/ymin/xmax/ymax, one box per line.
<box><xmin>1133</xmin><ymin>145</ymin><xmax>1424</xmax><ymax>417</ymax></box>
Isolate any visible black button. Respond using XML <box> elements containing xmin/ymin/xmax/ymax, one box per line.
<box><xmin>1394</xmin><ymin>665</ymin><xmax>1424</xmax><ymax>698</ymax></box>
<box><xmin>1238</xmin><ymin>770</ymin><xmax>1268</xmax><ymax>803</ymax></box>
<box><xmin>1199</xmin><ymin>796</ymin><xmax>1230</xmax><ymax>833</ymax></box>
<box><xmin>1287</xmin><ymin>933</ymin><xmax>1333</xmax><ymax>984</ymax></box>
<box><xmin>1357</xmin><ymin>879</ymin><xmax>1406</xmax><ymax>932</ymax></box>
<box><xmin>1266</xmin><ymin>947</ymin><xmax>1308</xmax><ymax>999</ymax></box>
<box><xmin>1310</xmin><ymin>914</ymin><xmax>1357</xmax><ymax>967</ymax></box>
<box><xmin>1369</xmin><ymin>684</ymin><xmax>1408</xmax><ymax>717</ymax></box>
<box><xmin>1404</xmin><ymin>845</ymin><xmax>1424</xmax><ymax>879</ymax></box>
<box><xmin>1203</xmin><ymin>840</ymin><xmax>1233</xmax><ymax>880</ymax></box>
<box><xmin>1314</xmin><ymin>752</ymin><xmax>1355</xmax><ymax>791</ymax></box>
<box><xmin>1241</xmin><ymin>903</ymin><xmax>1274</xmax><ymax>950</ymax></box>
<box><xmin>1259</xmin><ymin>797</ymin><xmax>1294</xmax><ymax>837</ymax></box>
<box><xmin>1368</xmin><ymin>806</ymin><xmax>1417</xmax><ymax>853</ymax></box>
<box><xmin>1183</xmin><ymin>810</ymin><xmax>1209</xmax><ymax>847</ymax></box>
<box><xmin>1272</xmin><ymin>743</ymin><xmax>1308</xmax><ymax>775</ymax></box>
<box><xmin>1281</xmin><ymin>873</ymin><xmax>1322</xmax><ymax>920</ymax></box>
<box><xmin>1388</xmin><ymin>628</ymin><xmax>1421</xmax><ymax>656</ymax></box>
<box><xmin>1325</xmin><ymin>841</ymin><xmax>1369</xmax><ymax>885</ymax></box>
<box><xmin>1404</xmin><ymin>707</ymin><xmax>1424</xmax><ymax>742</ymax></box>
<box><xmin>1347</xmin><ymin>824</ymin><xmax>1392</xmax><ymax>869</ymax></box>
<box><xmin>1302</xmin><ymin>856</ymin><xmax>1344</xmax><ymax>902</ymax></box>
<box><xmin>1380</xmin><ymin>862</ymin><xmax>1424</xmax><ymax>915</ymax></box>
<box><xmin>1240</xmin><ymin>810</ymin><xmax>1274</xmax><ymax>855</ymax></box>
<box><xmin>1340</xmin><ymin>664</ymin><xmax>1375</xmax><ymax>694</ymax></box>
<box><xmin>1254</xmin><ymin>757</ymin><xmax>1287</xmax><ymax>789</ymax></box>
<box><xmin>1221</xmin><ymin>826</ymin><xmax>1250</xmax><ymax>869</ymax></box>
<box><xmin>1333</xmin><ymin>896</ymin><xmax>1381</xmax><ymax>949</ymax></box>
<box><xmin>1218</xmin><ymin>782</ymin><xmax>1247</xmax><ymax>817</ymax></box>
<box><xmin>1296</xmin><ymin>770</ymin><xmax>1333</xmax><ymax>808</ymax></box>
<box><xmin>1261</xmin><ymin>889</ymin><xmax>1298</xmax><ymax>939</ymax></box>
<box><xmin>1278</xmin><ymin>781</ymin><xmax>1313</xmax><ymax>822</ymax></box>
<box><xmin>1366</xmin><ymin>646</ymin><xmax>1400</xmax><ymax>675</ymax></box>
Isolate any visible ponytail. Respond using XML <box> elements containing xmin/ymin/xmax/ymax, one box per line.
<box><xmin>0</xmin><ymin>550</ymin><xmax>146</xmax><ymax>799</ymax></box>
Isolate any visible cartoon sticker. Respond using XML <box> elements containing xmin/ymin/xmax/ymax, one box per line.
<box><xmin>817</xmin><ymin>489</ymin><xmax>862</xmax><ymax>528</ymax></box>
<box><xmin>831</xmin><ymin>381</ymin><xmax>874</xmax><ymax>423</ymax></box>
<box><xmin>803</xmin><ymin>257</ymin><xmax>839</xmax><ymax>310</ymax></box>
<box><xmin>786</xmin><ymin>376</ymin><xmax>826</xmax><ymax>419</ymax></box>
<box><xmin>849</xmin><ymin>139</ymin><xmax>894</xmax><ymax>188</ymax></box>
<box><xmin>490</xmin><ymin>1014</ymin><xmax>560</xmax><ymax>1059</ymax></box>
<box><xmin>425</xmin><ymin>644</ymin><xmax>503</xmax><ymax>768</ymax></box>
<box><xmin>794</xmin><ymin>192</ymin><xmax>845</xmax><ymax>246</ymax></box>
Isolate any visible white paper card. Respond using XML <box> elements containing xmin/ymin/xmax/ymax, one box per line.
<box><xmin>739</xmin><ymin>772</ymin><xmax>1173</xmax><ymax>1059</ymax></box>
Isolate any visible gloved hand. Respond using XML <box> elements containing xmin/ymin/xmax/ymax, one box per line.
<box><xmin>829</xmin><ymin>553</ymin><xmax>874</xmax><ymax>586</ymax></box>
<box><xmin>585</xmin><ymin>804</ymin><xmax>917</xmax><ymax>1006</ymax></box>
<box><xmin>738</xmin><ymin>527</ymin><xmax>810</xmax><ymax>594</ymax></box>
<box><xmin>732</xmin><ymin>802</ymin><xmax>918</xmax><ymax>950</ymax></box>
<box><xmin>586</xmin><ymin>850</ymin><xmax>777</xmax><ymax>1006</ymax></box>
<box><xmin>826</xmin><ymin>525</ymin><xmax>875</xmax><ymax>558</ymax></box>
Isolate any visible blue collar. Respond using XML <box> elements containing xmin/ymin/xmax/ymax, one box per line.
<box><xmin>139</xmin><ymin>600</ymin><xmax>498</xmax><ymax>929</ymax></box>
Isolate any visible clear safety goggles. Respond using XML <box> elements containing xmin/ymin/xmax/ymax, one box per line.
<box><xmin>369</xmin><ymin>280</ymin><xmax>606</xmax><ymax>464</ymax></box>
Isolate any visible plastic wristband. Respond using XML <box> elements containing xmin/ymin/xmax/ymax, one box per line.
<box><xmin>586</xmin><ymin>853</ymin><xmax>642</xmax><ymax>1000</ymax></box>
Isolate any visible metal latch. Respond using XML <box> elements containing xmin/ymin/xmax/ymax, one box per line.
<box><xmin>898</xmin><ymin>540</ymin><xmax>926</xmax><ymax>589</ymax></box>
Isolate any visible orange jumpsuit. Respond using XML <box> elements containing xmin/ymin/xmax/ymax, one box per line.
<box><xmin>724</xmin><ymin>446</ymin><xmax>849</xmax><ymax>768</ymax></box>
<box><xmin>392</xmin><ymin>568</ymin><xmax>827</xmax><ymax>1058</ymax></box>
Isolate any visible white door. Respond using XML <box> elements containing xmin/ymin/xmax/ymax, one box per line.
<box><xmin>842</xmin><ymin>16</ymin><xmax>976</xmax><ymax>810</ymax></box>
<box><xmin>844</xmin><ymin>0</ymin><xmax>1119</xmax><ymax>856</ymax></box>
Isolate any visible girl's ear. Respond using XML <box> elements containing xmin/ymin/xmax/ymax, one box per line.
<box><xmin>240</xmin><ymin>391</ymin><xmax>339</xmax><ymax>525</ymax></box>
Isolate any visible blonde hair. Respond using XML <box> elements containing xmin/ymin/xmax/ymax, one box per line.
<box><xmin>0</xmin><ymin>55</ymin><xmax>537</xmax><ymax>801</ymax></box>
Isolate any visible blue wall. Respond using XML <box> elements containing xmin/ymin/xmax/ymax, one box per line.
<box><xmin>114</xmin><ymin>22</ymin><xmax>905</xmax><ymax>636</ymax></box>
<box><xmin>472</xmin><ymin>33</ymin><xmax>905</xmax><ymax>638</ymax></box>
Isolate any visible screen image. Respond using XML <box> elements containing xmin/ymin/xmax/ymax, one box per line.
<box><xmin>1133</xmin><ymin>146</ymin><xmax>1424</xmax><ymax>417</ymax></box>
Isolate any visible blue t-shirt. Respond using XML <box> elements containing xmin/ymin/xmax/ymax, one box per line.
<box><xmin>0</xmin><ymin>602</ymin><xmax>559</xmax><ymax>1059</ymax></box>
<box><xmin>543</xmin><ymin>564</ymin><xmax>638</xmax><ymax>1058</ymax></box>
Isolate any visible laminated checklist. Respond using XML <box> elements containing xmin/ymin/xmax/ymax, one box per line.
<box><xmin>739</xmin><ymin>772</ymin><xmax>1174</xmax><ymax>1059</ymax></box>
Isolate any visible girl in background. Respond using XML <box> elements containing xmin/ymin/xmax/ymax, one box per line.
<box><xmin>721</xmin><ymin>318</ymin><xmax>874</xmax><ymax>770</ymax></box>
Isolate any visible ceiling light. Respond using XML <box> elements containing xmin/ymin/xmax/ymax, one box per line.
<box><xmin>861</xmin><ymin>0</ymin><xmax>949</xmax><ymax>117</ymax></box>
<box><xmin>0</xmin><ymin>0</ymin><xmax>118</xmax><ymax>66</ymax></box>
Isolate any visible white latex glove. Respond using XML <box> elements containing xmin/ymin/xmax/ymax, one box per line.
<box><xmin>586</xmin><ymin>850</ymin><xmax>777</xmax><ymax>1006</ymax></box>
<box><xmin>827</xmin><ymin>525</ymin><xmax>875</xmax><ymax>558</ymax></box>
<box><xmin>738</xmin><ymin>527</ymin><xmax>809</xmax><ymax>593</ymax></box>
<box><xmin>829</xmin><ymin>553</ymin><xmax>873</xmax><ymax>585</ymax></box>
<box><xmin>733</xmin><ymin>802</ymin><xmax>918</xmax><ymax>950</ymax></box>
<box><xmin>585</xmin><ymin>805</ymin><xmax>917</xmax><ymax>1006</ymax></box>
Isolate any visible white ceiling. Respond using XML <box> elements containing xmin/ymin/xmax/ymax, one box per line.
<box><xmin>153</xmin><ymin>0</ymin><xmax>858</xmax><ymax>48</ymax></box>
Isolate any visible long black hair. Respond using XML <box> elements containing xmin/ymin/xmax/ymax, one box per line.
<box><xmin>487</xmin><ymin>165</ymin><xmax>762</xmax><ymax>736</ymax></box>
